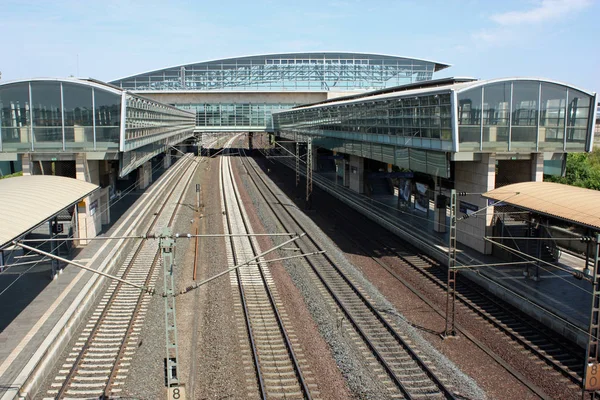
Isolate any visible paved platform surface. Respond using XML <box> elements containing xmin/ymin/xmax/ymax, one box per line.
<box><xmin>0</xmin><ymin>167</ymin><xmax>165</xmax><ymax>398</ymax></box>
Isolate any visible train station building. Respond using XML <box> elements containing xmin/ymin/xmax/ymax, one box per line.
<box><xmin>0</xmin><ymin>52</ymin><xmax>597</xmax><ymax>255</ymax></box>
<box><xmin>0</xmin><ymin>78</ymin><xmax>196</xmax><ymax>242</ymax></box>
<box><xmin>272</xmin><ymin>77</ymin><xmax>597</xmax><ymax>255</ymax></box>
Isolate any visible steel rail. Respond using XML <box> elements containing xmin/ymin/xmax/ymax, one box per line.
<box><xmin>329</xmin><ymin>211</ymin><xmax>552</xmax><ymax>399</ymax></box>
<box><xmin>103</xmin><ymin>155</ymin><xmax>199</xmax><ymax>396</ymax></box>
<box><xmin>55</xmin><ymin>155</ymin><xmax>196</xmax><ymax>399</ymax></box>
<box><xmin>329</xmin><ymin>190</ymin><xmax>584</xmax><ymax>388</ymax></box>
<box><xmin>220</xmin><ymin>152</ymin><xmax>266</xmax><ymax>399</ymax></box>
<box><xmin>240</xmin><ymin>152</ymin><xmax>457</xmax><ymax>399</ymax></box>
<box><xmin>223</xmin><ymin>145</ymin><xmax>312</xmax><ymax>399</ymax></box>
<box><xmin>406</xmin><ymin>248</ymin><xmax>584</xmax><ymax>383</ymax></box>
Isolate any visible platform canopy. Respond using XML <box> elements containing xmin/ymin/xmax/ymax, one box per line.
<box><xmin>483</xmin><ymin>181</ymin><xmax>600</xmax><ymax>231</ymax></box>
<box><xmin>0</xmin><ymin>175</ymin><xmax>99</xmax><ymax>249</ymax></box>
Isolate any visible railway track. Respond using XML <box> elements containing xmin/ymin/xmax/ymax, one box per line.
<box><xmin>267</xmin><ymin>151</ymin><xmax>584</xmax><ymax>398</ymax></box>
<box><xmin>238</xmin><ymin>151</ymin><xmax>458</xmax><ymax>399</ymax></box>
<box><xmin>329</xmin><ymin>202</ymin><xmax>586</xmax><ymax>388</ymax></box>
<box><xmin>271</xmin><ymin>147</ymin><xmax>585</xmax><ymax>391</ymax></box>
<box><xmin>44</xmin><ymin>154</ymin><xmax>198</xmax><ymax>399</ymax></box>
<box><xmin>220</xmin><ymin>139</ymin><xmax>313</xmax><ymax>399</ymax></box>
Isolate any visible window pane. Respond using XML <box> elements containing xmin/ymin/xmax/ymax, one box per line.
<box><xmin>0</xmin><ymin>82</ymin><xmax>31</xmax><ymax>150</ymax></box>
<box><xmin>511</xmin><ymin>81</ymin><xmax>538</xmax><ymax>150</ymax></box>
<box><xmin>567</xmin><ymin>88</ymin><xmax>592</xmax><ymax>150</ymax></box>
<box><xmin>94</xmin><ymin>89</ymin><xmax>121</xmax><ymax>148</ymax></box>
<box><xmin>539</xmin><ymin>82</ymin><xmax>566</xmax><ymax>150</ymax></box>
<box><xmin>31</xmin><ymin>81</ymin><xmax>62</xmax><ymax>148</ymax></box>
<box><xmin>458</xmin><ymin>87</ymin><xmax>481</xmax><ymax>151</ymax></box>
<box><xmin>63</xmin><ymin>83</ymin><xmax>94</xmax><ymax>149</ymax></box>
<box><xmin>482</xmin><ymin>82</ymin><xmax>510</xmax><ymax>151</ymax></box>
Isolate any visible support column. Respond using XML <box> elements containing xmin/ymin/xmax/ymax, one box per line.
<box><xmin>531</xmin><ymin>153</ymin><xmax>544</xmax><ymax>182</ymax></box>
<box><xmin>348</xmin><ymin>155</ymin><xmax>365</xmax><ymax>194</ymax></box>
<box><xmin>49</xmin><ymin>217</ymin><xmax>59</xmax><ymax>279</ymax></box>
<box><xmin>21</xmin><ymin>153</ymin><xmax>32</xmax><ymax>176</ymax></box>
<box><xmin>137</xmin><ymin>161</ymin><xmax>152</xmax><ymax>190</ymax></box>
<box><xmin>164</xmin><ymin>151</ymin><xmax>172</xmax><ymax>169</ymax></box>
<box><xmin>454</xmin><ymin>153</ymin><xmax>496</xmax><ymax>254</ymax></box>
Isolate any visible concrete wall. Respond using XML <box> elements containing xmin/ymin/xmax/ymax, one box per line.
<box><xmin>348</xmin><ymin>155</ymin><xmax>364</xmax><ymax>194</ymax></box>
<box><xmin>454</xmin><ymin>154</ymin><xmax>496</xmax><ymax>254</ymax></box>
<box><xmin>140</xmin><ymin>91</ymin><xmax>328</xmax><ymax>105</ymax></box>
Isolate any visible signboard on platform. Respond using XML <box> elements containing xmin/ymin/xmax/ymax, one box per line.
<box><xmin>368</xmin><ymin>171</ymin><xmax>414</xmax><ymax>179</ymax></box>
<box><xmin>415</xmin><ymin>183</ymin><xmax>429</xmax><ymax>213</ymax></box>
<box><xmin>90</xmin><ymin>199</ymin><xmax>98</xmax><ymax>216</ymax></box>
<box><xmin>460</xmin><ymin>201</ymin><xmax>479</xmax><ymax>216</ymax></box>
<box><xmin>399</xmin><ymin>178</ymin><xmax>412</xmax><ymax>204</ymax></box>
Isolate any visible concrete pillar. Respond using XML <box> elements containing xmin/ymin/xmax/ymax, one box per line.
<box><xmin>531</xmin><ymin>153</ymin><xmax>544</xmax><ymax>182</ymax></box>
<box><xmin>348</xmin><ymin>155</ymin><xmax>364</xmax><ymax>194</ymax></box>
<box><xmin>21</xmin><ymin>153</ymin><xmax>32</xmax><ymax>175</ymax></box>
<box><xmin>163</xmin><ymin>151</ymin><xmax>172</xmax><ymax>169</ymax></box>
<box><xmin>137</xmin><ymin>161</ymin><xmax>152</xmax><ymax>190</ymax></box>
<box><xmin>454</xmin><ymin>154</ymin><xmax>496</xmax><ymax>254</ymax></box>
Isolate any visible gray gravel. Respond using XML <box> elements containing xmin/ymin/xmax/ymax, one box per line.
<box><xmin>239</xmin><ymin>157</ymin><xmax>486</xmax><ymax>400</ymax></box>
<box><xmin>122</xmin><ymin>159</ymin><xmax>200</xmax><ymax>399</ymax></box>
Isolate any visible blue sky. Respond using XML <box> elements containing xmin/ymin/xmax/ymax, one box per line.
<box><xmin>1</xmin><ymin>0</ymin><xmax>598</xmax><ymax>93</ymax></box>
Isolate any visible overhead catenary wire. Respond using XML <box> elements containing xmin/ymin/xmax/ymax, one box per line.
<box><xmin>178</xmin><ymin>233</ymin><xmax>306</xmax><ymax>296</ymax></box>
<box><xmin>0</xmin><ymin>154</ymin><xmax>194</xmax><ymax>297</ymax></box>
<box><xmin>483</xmin><ymin>238</ymin><xmax>594</xmax><ymax>292</ymax></box>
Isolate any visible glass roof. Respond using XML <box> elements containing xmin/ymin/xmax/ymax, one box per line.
<box><xmin>109</xmin><ymin>52</ymin><xmax>450</xmax><ymax>92</ymax></box>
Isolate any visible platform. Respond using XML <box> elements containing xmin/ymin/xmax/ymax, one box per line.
<box><xmin>296</xmin><ymin>163</ymin><xmax>592</xmax><ymax>348</ymax></box>
<box><xmin>0</xmin><ymin>168</ymin><xmax>166</xmax><ymax>400</ymax></box>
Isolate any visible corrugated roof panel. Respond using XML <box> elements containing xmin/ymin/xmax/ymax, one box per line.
<box><xmin>483</xmin><ymin>182</ymin><xmax>600</xmax><ymax>230</ymax></box>
<box><xmin>0</xmin><ymin>176</ymin><xmax>99</xmax><ymax>248</ymax></box>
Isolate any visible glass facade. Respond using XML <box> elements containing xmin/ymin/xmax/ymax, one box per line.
<box><xmin>457</xmin><ymin>80</ymin><xmax>596</xmax><ymax>152</ymax></box>
<box><xmin>0</xmin><ymin>79</ymin><xmax>196</xmax><ymax>155</ymax></box>
<box><xmin>274</xmin><ymin>78</ymin><xmax>596</xmax><ymax>177</ymax></box>
<box><xmin>124</xmin><ymin>95</ymin><xmax>195</xmax><ymax>152</ymax></box>
<box><xmin>275</xmin><ymin>92</ymin><xmax>454</xmax><ymax>151</ymax></box>
<box><xmin>0</xmin><ymin>82</ymin><xmax>30</xmax><ymax>151</ymax></box>
<box><xmin>0</xmin><ymin>80</ymin><xmax>122</xmax><ymax>152</ymax></box>
<box><xmin>177</xmin><ymin>103</ymin><xmax>297</xmax><ymax>130</ymax></box>
<box><xmin>110</xmin><ymin>53</ymin><xmax>448</xmax><ymax>92</ymax></box>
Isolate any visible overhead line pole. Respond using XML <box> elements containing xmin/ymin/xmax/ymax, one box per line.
<box><xmin>306</xmin><ymin>137</ymin><xmax>313</xmax><ymax>210</ymax></box>
<box><xmin>444</xmin><ymin>189</ymin><xmax>457</xmax><ymax>337</ymax></box>
<box><xmin>582</xmin><ymin>233</ymin><xmax>600</xmax><ymax>397</ymax></box>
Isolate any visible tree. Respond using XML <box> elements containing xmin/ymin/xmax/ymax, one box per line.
<box><xmin>546</xmin><ymin>149</ymin><xmax>600</xmax><ymax>190</ymax></box>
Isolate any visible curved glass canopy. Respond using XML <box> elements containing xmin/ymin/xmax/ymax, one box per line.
<box><xmin>0</xmin><ymin>78</ymin><xmax>196</xmax><ymax>157</ymax></box>
<box><xmin>110</xmin><ymin>52</ymin><xmax>450</xmax><ymax>92</ymax></box>
<box><xmin>273</xmin><ymin>78</ymin><xmax>597</xmax><ymax>176</ymax></box>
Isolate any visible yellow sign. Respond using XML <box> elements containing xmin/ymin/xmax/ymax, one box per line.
<box><xmin>168</xmin><ymin>386</ymin><xmax>186</xmax><ymax>400</ymax></box>
<box><xmin>586</xmin><ymin>362</ymin><xmax>600</xmax><ymax>391</ymax></box>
